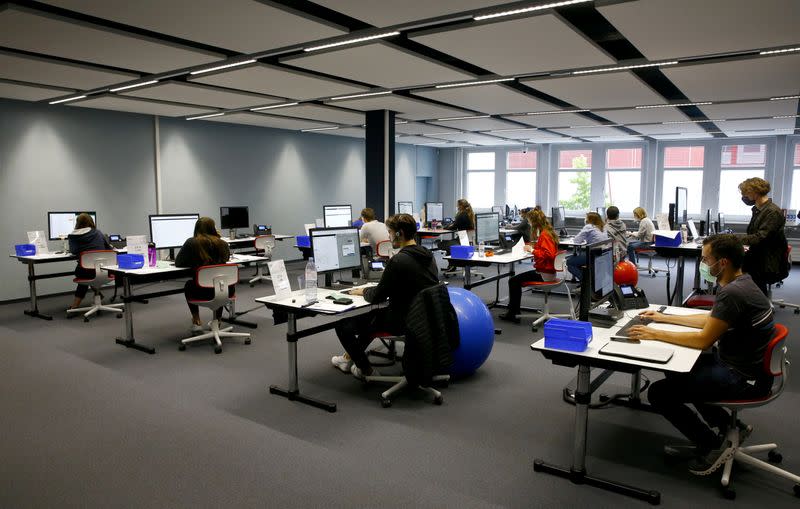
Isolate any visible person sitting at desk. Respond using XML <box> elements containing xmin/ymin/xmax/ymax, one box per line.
<box><xmin>603</xmin><ymin>206</ymin><xmax>628</xmax><ymax>262</ymax></box>
<box><xmin>332</xmin><ymin>214</ymin><xmax>439</xmax><ymax>379</ymax></box>
<box><xmin>175</xmin><ymin>217</ymin><xmax>233</xmax><ymax>335</ymax></box>
<box><xmin>627</xmin><ymin>234</ymin><xmax>774</xmax><ymax>476</ymax></box>
<box><xmin>626</xmin><ymin>206</ymin><xmax>655</xmax><ymax>265</ymax></box>
<box><xmin>509</xmin><ymin>207</ymin><xmax>532</xmax><ymax>243</ymax></box>
<box><xmin>68</xmin><ymin>212</ymin><xmax>112</xmax><ymax>310</ymax></box>
<box><xmin>499</xmin><ymin>209</ymin><xmax>557</xmax><ymax>323</ymax></box>
<box><xmin>442</xmin><ymin>198</ymin><xmax>476</xmax><ymax>273</ymax></box>
<box><xmin>566</xmin><ymin>212</ymin><xmax>608</xmax><ymax>282</ymax></box>
<box><xmin>358</xmin><ymin>207</ymin><xmax>390</xmax><ymax>253</ymax></box>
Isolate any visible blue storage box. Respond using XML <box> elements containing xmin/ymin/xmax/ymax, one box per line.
<box><xmin>118</xmin><ymin>253</ymin><xmax>145</xmax><ymax>269</ymax></box>
<box><xmin>450</xmin><ymin>245</ymin><xmax>475</xmax><ymax>259</ymax></box>
<box><xmin>543</xmin><ymin>318</ymin><xmax>592</xmax><ymax>352</ymax></box>
<box><xmin>297</xmin><ymin>235</ymin><xmax>311</xmax><ymax>248</ymax></box>
<box><xmin>654</xmin><ymin>230</ymin><xmax>681</xmax><ymax>247</ymax></box>
<box><xmin>15</xmin><ymin>244</ymin><xmax>36</xmax><ymax>256</ymax></box>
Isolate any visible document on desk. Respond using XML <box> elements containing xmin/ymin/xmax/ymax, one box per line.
<box><xmin>268</xmin><ymin>259</ymin><xmax>292</xmax><ymax>300</ymax></box>
<box><xmin>127</xmin><ymin>235</ymin><xmax>148</xmax><ymax>258</ymax></box>
<box><xmin>306</xmin><ymin>300</ymin><xmax>356</xmax><ymax>313</ymax></box>
<box><xmin>457</xmin><ymin>230</ymin><xmax>469</xmax><ymax>246</ymax></box>
<box><xmin>27</xmin><ymin>230</ymin><xmax>49</xmax><ymax>254</ymax></box>
<box><xmin>511</xmin><ymin>237</ymin><xmax>526</xmax><ymax>255</ymax></box>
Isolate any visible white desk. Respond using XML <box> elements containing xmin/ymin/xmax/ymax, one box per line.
<box><xmin>443</xmin><ymin>251</ymin><xmax>533</xmax><ymax>307</ymax></box>
<box><xmin>222</xmin><ymin>234</ymin><xmax>294</xmax><ymax>251</ymax></box>
<box><xmin>530</xmin><ymin>305</ymin><xmax>704</xmax><ymax>504</ymax></box>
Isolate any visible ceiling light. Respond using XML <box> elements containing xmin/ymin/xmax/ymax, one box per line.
<box><xmin>759</xmin><ymin>47</ymin><xmax>800</xmax><ymax>55</ymax></box>
<box><xmin>395</xmin><ymin>120</ymin><xmax>408</xmax><ymax>125</ymax></box>
<box><xmin>419</xmin><ymin>142</ymin><xmax>452</xmax><ymax>145</ymax></box>
<box><xmin>526</xmin><ymin>109</ymin><xmax>588</xmax><ymax>115</ymax></box>
<box><xmin>329</xmin><ymin>91</ymin><xmax>391</xmax><ymax>101</ymax></box>
<box><xmin>435</xmin><ymin>78</ymin><xmax>515</xmax><ymax>89</ymax></box>
<box><xmin>110</xmin><ymin>80</ymin><xmax>159</xmax><ymax>93</ymax></box>
<box><xmin>301</xmin><ymin>126</ymin><xmax>340</xmax><ymax>132</ymax></box>
<box><xmin>423</xmin><ymin>131</ymin><xmax>460</xmax><ymax>136</ymax></box>
<box><xmin>436</xmin><ymin>115</ymin><xmax>490</xmax><ymax>121</ymax></box>
<box><xmin>635</xmin><ymin>102</ymin><xmax>712</xmax><ymax>109</ymax></box>
<box><xmin>304</xmin><ymin>32</ymin><xmax>400</xmax><ymax>52</ymax></box>
<box><xmin>569</xmin><ymin>124</ymin><xmax>622</xmax><ymax>128</ymax></box>
<box><xmin>186</xmin><ymin>112</ymin><xmax>225</xmax><ymax>120</ymax></box>
<box><xmin>489</xmin><ymin>128</ymin><xmax>538</xmax><ymax>133</ymax></box>
<box><xmin>572</xmin><ymin>61</ymin><xmax>678</xmax><ymax>75</ymax></box>
<box><xmin>474</xmin><ymin>0</ymin><xmax>591</xmax><ymax>21</ymax></box>
<box><xmin>49</xmin><ymin>95</ymin><xmax>87</xmax><ymax>105</ymax></box>
<box><xmin>773</xmin><ymin>115</ymin><xmax>800</xmax><ymax>119</ymax></box>
<box><xmin>770</xmin><ymin>95</ymin><xmax>800</xmax><ymax>101</ymax></box>
<box><xmin>250</xmin><ymin>102</ymin><xmax>299</xmax><ymax>111</ymax></box>
<box><xmin>662</xmin><ymin>119</ymin><xmax>725</xmax><ymax>124</ymax></box>
<box><xmin>190</xmin><ymin>60</ymin><xmax>257</xmax><ymax>75</ymax></box>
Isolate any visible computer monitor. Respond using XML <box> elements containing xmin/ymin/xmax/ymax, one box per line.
<box><xmin>310</xmin><ymin>227</ymin><xmax>361</xmax><ymax>273</ymax></box>
<box><xmin>492</xmin><ymin>206</ymin><xmax>503</xmax><ymax>217</ymax></box>
<box><xmin>718</xmin><ymin>212</ymin><xmax>726</xmax><ymax>232</ymax></box>
<box><xmin>705</xmin><ymin>209</ymin><xmax>712</xmax><ymax>236</ymax></box>
<box><xmin>596</xmin><ymin>207</ymin><xmax>606</xmax><ymax>218</ymax></box>
<box><xmin>475</xmin><ymin>212</ymin><xmax>500</xmax><ymax>245</ymax></box>
<box><xmin>425</xmin><ymin>202</ymin><xmax>443</xmax><ymax>223</ymax></box>
<box><xmin>505</xmin><ymin>204</ymin><xmax>511</xmax><ymax>218</ymax></box>
<box><xmin>551</xmin><ymin>206</ymin><xmax>566</xmax><ymax>229</ymax></box>
<box><xmin>675</xmin><ymin>187</ymin><xmax>688</xmax><ymax>226</ymax></box>
<box><xmin>578</xmin><ymin>238</ymin><xmax>616</xmax><ymax>321</ymax></box>
<box><xmin>397</xmin><ymin>201</ymin><xmax>413</xmax><ymax>215</ymax></box>
<box><xmin>219</xmin><ymin>206</ymin><xmax>249</xmax><ymax>230</ymax></box>
<box><xmin>323</xmin><ymin>204</ymin><xmax>352</xmax><ymax>228</ymax></box>
<box><xmin>47</xmin><ymin>211</ymin><xmax>97</xmax><ymax>240</ymax></box>
<box><xmin>149</xmin><ymin>213</ymin><xmax>200</xmax><ymax>250</ymax></box>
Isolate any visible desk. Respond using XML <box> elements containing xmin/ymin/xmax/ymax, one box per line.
<box><xmin>223</xmin><ymin>234</ymin><xmax>293</xmax><ymax>253</ymax></box>
<box><xmin>531</xmin><ymin>305</ymin><xmax>703</xmax><ymax>504</ymax></box>
<box><xmin>557</xmin><ymin>237</ymin><xmax>579</xmax><ymax>249</ymax></box>
<box><xmin>653</xmin><ymin>242</ymin><xmax>703</xmax><ymax>305</ymax></box>
<box><xmin>256</xmin><ymin>287</ymin><xmax>376</xmax><ymax>412</ymax></box>
<box><xmin>443</xmin><ymin>251</ymin><xmax>532</xmax><ymax>307</ymax></box>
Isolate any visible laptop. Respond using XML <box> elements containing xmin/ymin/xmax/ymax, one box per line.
<box><xmin>599</xmin><ymin>341</ymin><xmax>674</xmax><ymax>364</ymax></box>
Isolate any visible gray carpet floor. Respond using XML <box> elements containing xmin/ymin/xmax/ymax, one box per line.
<box><xmin>1</xmin><ymin>257</ymin><xmax>799</xmax><ymax>508</ymax></box>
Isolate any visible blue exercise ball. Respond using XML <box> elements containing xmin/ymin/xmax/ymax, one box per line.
<box><xmin>447</xmin><ymin>287</ymin><xmax>495</xmax><ymax>377</ymax></box>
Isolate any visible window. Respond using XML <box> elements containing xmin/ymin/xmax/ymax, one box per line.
<box><xmin>558</xmin><ymin>149</ymin><xmax>592</xmax><ymax>211</ymax></box>
<box><xmin>605</xmin><ymin>148</ymin><xmax>642</xmax><ymax>215</ymax></box>
<box><xmin>661</xmin><ymin>146</ymin><xmax>705</xmax><ymax>214</ymax></box>
<box><xmin>506</xmin><ymin>151</ymin><xmax>536</xmax><ymax>208</ymax></box>
<box><xmin>466</xmin><ymin>152</ymin><xmax>495</xmax><ymax>208</ymax></box>
<box><xmin>719</xmin><ymin>144</ymin><xmax>766</xmax><ymax>216</ymax></box>
<box><xmin>790</xmin><ymin>144</ymin><xmax>800</xmax><ymax>210</ymax></box>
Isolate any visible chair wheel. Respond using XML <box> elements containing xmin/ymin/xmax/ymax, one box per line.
<box><xmin>794</xmin><ymin>309</ymin><xmax>799</xmax><ymax>315</ymax></box>
<box><xmin>250</xmin><ymin>284</ymin><xmax>255</xmax><ymax>288</ymax></box>
<box><xmin>793</xmin><ymin>484</ymin><xmax>800</xmax><ymax>497</ymax></box>
<box><xmin>117</xmin><ymin>313</ymin><xmax>123</xmax><ymax>318</ymax></box>
<box><xmin>244</xmin><ymin>339</ymin><xmax>251</xmax><ymax>345</ymax></box>
<box><xmin>179</xmin><ymin>344</ymin><xmax>186</xmax><ymax>351</ymax></box>
<box><xmin>214</xmin><ymin>346</ymin><xmax>222</xmax><ymax>354</ymax></box>
<box><xmin>780</xmin><ymin>304</ymin><xmax>786</xmax><ymax>308</ymax></box>
<box><xmin>531</xmin><ymin>326</ymin><xmax>538</xmax><ymax>332</ymax></box>
<box><xmin>722</xmin><ymin>486</ymin><xmax>736</xmax><ymax>500</ymax></box>
<box><xmin>83</xmin><ymin>317</ymin><xmax>89</xmax><ymax>323</ymax></box>
<box><xmin>381</xmin><ymin>399</ymin><xmax>392</xmax><ymax>408</ymax></box>
<box><xmin>434</xmin><ymin>395</ymin><xmax>443</xmax><ymax>405</ymax></box>
<box><xmin>768</xmin><ymin>450</ymin><xmax>783</xmax><ymax>463</ymax></box>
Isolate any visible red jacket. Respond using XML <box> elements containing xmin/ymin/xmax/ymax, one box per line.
<box><xmin>532</xmin><ymin>233</ymin><xmax>557</xmax><ymax>274</ymax></box>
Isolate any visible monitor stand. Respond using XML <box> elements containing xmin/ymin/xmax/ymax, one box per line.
<box><xmin>588</xmin><ymin>306</ymin><xmax>623</xmax><ymax>328</ymax></box>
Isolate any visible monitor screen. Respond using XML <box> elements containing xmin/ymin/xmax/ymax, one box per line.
<box><xmin>425</xmin><ymin>202</ymin><xmax>443</xmax><ymax>222</ymax></box>
<box><xmin>310</xmin><ymin>227</ymin><xmax>361</xmax><ymax>273</ymax></box>
<box><xmin>675</xmin><ymin>187</ymin><xmax>688</xmax><ymax>225</ymax></box>
<box><xmin>588</xmin><ymin>239</ymin><xmax>615</xmax><ymax>302</ymax></box>
<box><xmin>48</xmin><ymin>211</ymin><xmax>97</xmax><ymax>240</ymax></box>
<box><xmin>149</xmin><ymin>214</ymin><xmax>199</xmax><ymax>250</ymax></box>
<box><xmin>596</xmin><ymin>207</ymin><xmax>606</xmax><ymax>218</ymax></box>
<box><xmin>220</xmin><ymin>206</ymin><xmax>249</xmax><ymax>230</ymax></box>
<box><xmin>551</xmin><ymin>206</ymin><xmax>566</xmax><ymax>229</ymax></box>
<box><xmin>475</xmin><ymin>212</ymin><xmax>500</xmax><ymax>245</ymax></box>
<box><xmin>323</xmin><ymin>205</ymin><xmax>352</xmax><ymax>228</ymax></box>
<box><xmin>397</xmin><ymin>201</ymin><xmax>414</xmax><ymax>215</ymax></box>
<box><xmin>718</xmin><ymin>212</ymin><xmax>726</xmax><ymax>231</ymax></box>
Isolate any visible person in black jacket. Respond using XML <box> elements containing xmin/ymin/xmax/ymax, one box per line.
<box><xmin>68</xmin><ymin>213</ymin><xmax>112</xmax><ymax>310</ymax></box>
<box><xmin>444</xmin><ymin>198</ymin><xmax>476</xmax><ymax>232</ymax></box>
<box><xmin>738</xmin><ymin>177</ymin><xmax>788</xmax><ymax>296</ymax></box>
<box><xmin>334</xmin><ymin>214</ymin><xmax>439</xmax><ymax>379</ymax></box>
<box><xmin>175</xmin><ymin>217</ymin><xmax>232</xmax><ymax>334</ymax></box>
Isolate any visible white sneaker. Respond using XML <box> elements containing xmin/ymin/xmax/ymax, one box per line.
<box><xmin>350</xmin><ymin>364</ymin><xmax>379</xmax><ymax>380</ymax></box>
<box><xmin>331</xmin><ymin>355</ymin><xmax>353</xmax><ymax>373</ymax></box>
<box><xmin>191</xmin><ymin>324</ymin><xmax>204</xmax><ymax>335</ymax></box>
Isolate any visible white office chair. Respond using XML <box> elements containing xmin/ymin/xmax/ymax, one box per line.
<box><xmin>518</xmin><ymin>250</ymin><xmax>575</xmax><ymax>332</ymax></box>
<box><xmin>179</xmin><ymin>264</ymin><xmax>250</xmax><ymax>354</ymax></box>
<box><xmin>67</xmin><ymin>250</ymin><xmax>124</xmax><ymax>322</ymax></box>
<box><xmin>249</xmin><ymin>234</ymin><xmax>276</xmax><ymax>286</ymax></box>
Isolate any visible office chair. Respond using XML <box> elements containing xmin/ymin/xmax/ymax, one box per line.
<box><xmin>178</xmin><ymin>264</ymin><xmax>250</xmax><ymax>354</ymax></box>
<box><xmin>664</xmin><ymin>324</ymin><xmax>800</xmax><ymax>499</ymax></box>
<box><xmin>518</xmin><ymin>251</ymin><xmax>575</xmax><ymax>332</ymax></box>
<box><xmin>770</xmin><ymin>246</ymin><xmax>799</xmax><ymax>314</ymax></box>
<box><xmin>249</xmin><ymin>234</ymin><xmax>276</xmax><ymax>286</ymax></box>
<box><xmin>66</xmin><ymin>250</ymin><xmax>124</xmax><ymax>322</ymax></box>
<box><xmin>635</xmin><ymin>247</ymin><xmax>665</xmax><ymax>278</ymax></box>
<box><xmin>365</xmin><ymin>239</ymin><xmax>394</xmax><ymax>280</ymax></box>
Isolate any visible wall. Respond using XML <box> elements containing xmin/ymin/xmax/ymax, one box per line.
<box><xmin>395</xmin><ymin>143</ymin><xmax>437</xmax><ymax>217</ymax></box>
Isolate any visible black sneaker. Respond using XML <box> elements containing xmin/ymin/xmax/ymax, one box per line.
<box><xmin>498</xmin><ymin>312</ymin><xmax>520</xmax><ymax>324</ymax></box>
<box><xmin>688</xmin><ymin>440</ymin><xmax>736</xmax><ymax>476</ymax></box>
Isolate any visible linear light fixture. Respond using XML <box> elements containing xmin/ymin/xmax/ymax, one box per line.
<box><xmin>395</xmin><ymin>120</ymin><xmax>408</xmax><ymax>124</ymax></box>
<box><xmin>189</xmin><ymin>59</ymin><xmax>257</xmax><ymax>75</ymax></box>
<box><xmin>422</xmin><ymin>131</ymin><xmax>461</xmax><ymax>136</ymax></box>
<box><xmin>569</xmin><ymin>124</ymin><xmax>622</xmax><ymax>128</ymax></box>
<box><xmin>474</xmin><ymin>0</ymin><xmax>591</xmax><ymax>20</ymax></box>
<box><xmin>489</xmin><ymin>128</ymin><xmax>538</xmax><ymax>133</ymax></box>
<box><xmin>773</xmin><ymin>115</ymin><xmax>800</xmax><ymax>119</ymax></box>
<box><xmin>48</xmin><ymin>95</ymin><xmax>87</xmax><ymax>105</ymax></box>
<box><xmin>572</xmin><ymin>61</ymin><xmax>678</xmax><ymax>75</ymax></box>
<box><xmin>250</xmin><ymin>102</ymin><xmax>299</xmax><ymax>111</ymax></box>
<box><xmin>436</xmin><ymin>115</ymin><xmax>490</xmax><ymax>121</ymax></box>
<box><xmin>186</xmin><ymin>112</ymin><xmax>225</xmax><ymax>120</ymax></box>
<box><xmin>526</xmin><ymin>109</ymin><xmax>588</xmax><ymax>115</ymax></box>
<box><xmin>635</xmin><ymin>102</ymin><xmax>712</xmax><ymax>109</ymax></box>
<box><xmin>304</xmin><ymin>32</ymin><xmax>400</xmax><ymax>52</ymax></box>
<box><xmin>769</xmin><ymin>95</ymin><xmax>800</xmax><ymax>101</ymax></box>
<box><xmin>329</xmin><ymin>91</ymin><xmax>391</xmax><ymax>101</ymax></box>
<box><xmin>110</xmin><ymin>80</ymin><xmax>159</xmax><ymax>93</ymax></box>
<box><xmin>662</xmin><ymin>119</ymin><xmax>725</xmax><ymax>125</ymax></box>
<box><xmin>759</xmin><ymin>46</ymin><xmax>800</xmax><ymax>55</ymax></box>
<box><xmin>435</xmin><ymin>78</ymin><xmax>515</xmax><ymax>89</ymax></box>
<box><xmin>301</xmin><ymin>126</ymin><xmax>340</xmax><ymax>132</ymax></box>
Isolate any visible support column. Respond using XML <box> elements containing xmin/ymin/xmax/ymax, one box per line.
<box><xmin>365</xmin><ymin>110</ymin><xmax>395</xmax><ymax>219</ymax></box>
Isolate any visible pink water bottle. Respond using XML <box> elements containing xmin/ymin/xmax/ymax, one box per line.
<box><xmin>147</xmin><ymin>242</ymin><xmax>157</xmax><ymax>267</ymax></box>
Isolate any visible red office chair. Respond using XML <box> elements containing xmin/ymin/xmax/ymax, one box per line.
<box><xmin>519</xmin><ymin>250</ymin><xmax>575</xmax><ymax>332</ymax></box>
<box><xmin>66</xmin><ymin>250</ymin><xmax>124</xmax><ymax>322</ymax></box>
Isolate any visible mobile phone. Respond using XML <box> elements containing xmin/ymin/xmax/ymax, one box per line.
<box><xmin>657</xmin><ymin>305</ymin><xmax>667</xmax><ymax>313</ymax></box>
<box><xmin>610</xmin><ymin>336</ymin><xmax>640</xmax><ymax>344</ymax></box>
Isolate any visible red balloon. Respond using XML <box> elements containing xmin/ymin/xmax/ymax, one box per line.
<box><xmin>614</xmin><ymin>260</ymin><xmax>639</xmax><ymax>286</ymax></box>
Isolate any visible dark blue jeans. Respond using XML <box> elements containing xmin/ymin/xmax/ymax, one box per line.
<box><xmin>566</xmin><ymin>253</ymin><xmax>586</xmax><ymax>281</ymax></box>
<box><xmin>647</xmin><ymin>352</ymin><xmax>771</xmax><ymax>452</ymax></box>
<box><xmin>627</xmin><ymin>240</ymin><xmax>653</xmax><ymax>264</ymax></box>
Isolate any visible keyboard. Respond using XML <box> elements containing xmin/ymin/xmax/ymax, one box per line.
<box><xmin>490</xmin><ymin>248</ymin><xmax>511</xmax><ymax>255</ymax></box>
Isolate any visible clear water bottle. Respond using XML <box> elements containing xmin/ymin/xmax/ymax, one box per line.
<box><xmin>304</xmin><ymin>257</ymin><xmax>318</xmax><ymax>304</ymax></box>
<box><xmin>680</xmin><ymin>224</ymin><xmax>688</xmax><ymax>244</ymax></box>
<box><xmin>147</xmin><ymin>242</ymin><xmax>157</xmax><ymax>267</ymax></box>
<box><xmin>478</xmin><ymin>241</ymin><xmax>485</xmax><ymax>257</ymax></box>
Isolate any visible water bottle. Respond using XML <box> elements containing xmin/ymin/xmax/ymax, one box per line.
<box><xmin>147</xmin><ymin>242</ymin><xmax>157</xmax><ymax>267</ymax></box>
<box><xmin>304</xmin><ymin>257</ymin><xmax>318</xmax><ymax>304</ymax></box>
<box><xmin>680</xmin><ymin>224</ymin><xmax>688</xmax><ymax>244</ymax></box>
<box><xmin>478</xmin><ymin>241</ymin><xmax>485</xmax><ymax>257</ymax></box>
<box><xmin>266</xmin><ymin>224</ymin><xmax>272</xmax><ymax>235</ymax></box>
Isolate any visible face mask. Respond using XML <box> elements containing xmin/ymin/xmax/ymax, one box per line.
<box><xmin>699</xmin><ymin>261</ymin><xmax>719</xmax><ymax>284</ymax></box>
<box><xmin>741</xmin><ymin>196</ymin><xmax>756</xmax><ymax>206</ymax></box>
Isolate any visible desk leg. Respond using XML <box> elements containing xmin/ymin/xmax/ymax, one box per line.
<box><xmin>221</xmin><ymin>297</ymin><xmax>258</xmax><ymax>329</ymax></box>
<box><xmin>463</xmin><ymin>266</ymin><xmax>472</xmax><ymax>287</ymax></box>
<box><xmin>269</xmin><ymin>313</ymin><xmax>337</xmax><ymax>413</ymax></box>
<box><xmin>114</xmin><ymin>276</ymin><xmax>155</xmax><ymax>354</ymax></box>
<box><xmin>534</xmin><ymin>364</ymin><xmax>661</xmax><ymax>505</ymax></box>
<box><xmin>675</xmin><ymin>255</ymin><xmax>685</xmax><ymax>304</ymax></box>
<box><xmin>23</xmin><ymin>263</ymin><xmax>52</xmax><ymax>320</ymax></box>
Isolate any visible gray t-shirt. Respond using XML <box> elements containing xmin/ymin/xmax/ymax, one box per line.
<box><xmin>710</xmin><ymin>274</ymin><xmax>774</xmax><ymax>379</ymax></box>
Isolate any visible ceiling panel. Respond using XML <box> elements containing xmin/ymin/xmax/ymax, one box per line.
<box><xmin>284</xmin><ymin>42</ymin><xmax>475</xmax><ymax>88</ymax></box>
<box><xmin>662</xmin><ymin>55</ymin><xmax>800</xmax><ymax>102</ymax></box>
<box><xmin>598</xmin><ymin>0</ymin><xmax>800</xmax><ymax>61</ymax></box>
<box><xmin>0</xmin><ymin>6</ymin><xmax>222</xmax><ymax>73</ymax></box>
<box><xmin>631</xmin><ymin>123</ymin><xmax>708</xmax><ymax>135</ymax></box>
<box><xmin>0</xmin><ymin>80</ymin><xmax>74</xmax><ymax>101</ymax></box>
<box><xmin>550</xmin><ymin>126</ymin><xmax>630</xmax><ymax>137</ymax></box>
<box><xmin>411</xmin><ymin>14</ymin><xmax>614</xmax><ymax>76</ymax></box>
<box><xmin>503</xmin><ymin>112</ymin><xmax>600</xmax><ymax>129</ymax></box>
<box><xmin>721</xmin><ymin>118</ymin><xmax>797</xmax><ymax>133</ymax></box>
<box><xmin>0</xmin><ymin>50</ymin><xmax>139</xmax><ymax>90</ymax></box>
<box><xmin>485</xmin><ymin>128</ymin><xmax>541</xmax><ymax>140</ymax></box>
<box><xmin>522</xmin><ymin>72</ymin><xmax>666</xmax><ymax>109</ymax></box>
<box><xmin>311</xmin><ymin>0</ymin><xmax>511</xmax><ymax>27</ymax></box>
<box><xmin>203</xmin><ymin>112</ymin><xmax>332</xmax><ymax>131</ymax></box>
<box><xmin>427</xmin><ymin>117</ymin><xmax>521</xmax><ymax>131</ymax></box>
<box><xmin>328</xmin><ymin>94</ymin><xmax>471</xmax><ymax>121</ymax></box>
<box><xmin>427</xmin><ymin>132</ymin><xmax>507</xmax><ymax>145</ymax></box>
<box><xmin>412</xmin><ymin>84</ymin><xmax>558</xmax><ymax>115</ymax></box>
<box><xmin>69</xmin><ymin>95</ymin><xmax>216</xmax><ymax>117</ymax></box>
<box><xmin>43</xmin><ymin>0</ymin><xmax>346</xmax><ymax>53</ymax></box>
<box><xmin>262</xmin><ymin>104</ymin><xmax>364</xmax><ymax>125</ymax></box>
<box><xmin>597</xmin><ymin>107</ymin><xmax>690</xmax><ymax>125</ymax></box>
<box><xmin>396</xmin><ymin>135</ymin><xmax>441</xmax><ymax>145</ymax></box>
<box><xmin>190</xmin><ymin>64</ymin><xmax>367</xmax><ymax>101</ymax></box>
<box><xmin>395</xmin><ymin>122</ymin><xmax>461</xmax><ymax>136</ymax></box>
<box><xmin>321</xmin><ymin>127</ymin><xmax>366</xmax><ymax>139</ymax></box>
<box><xmin>124</xmin><ymin>82</ymin><xmax>281</xmax><ymax>109</ymax></box>
<box><xmin>700</xmin><ymin>100</ymin><xmax>799</xmax><ymax>120</ymax></box>
<box><xmin>649</xmin><ymin>132</ymin><xmax>714</xmax><ymax>140</ymax></box>
<box><xmin>582</xmin><ymin>136</ymin><xmax>644</xmax><ymax>143</ymax></box>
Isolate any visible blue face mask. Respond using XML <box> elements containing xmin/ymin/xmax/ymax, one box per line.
<box><xmin>699</xmin><ymin>261</ymin><xmax>719</xmax><ymax>284</ymax></box>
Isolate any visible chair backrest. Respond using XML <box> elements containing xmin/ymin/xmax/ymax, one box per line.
<box><xmin>80</xmin><ymin>250</ymin><xmax>118</xmax><ymax>270</ymax></box>
<box><xmin>553</xmin><ymin>250</ymin><xmax>568</xmax><ymax>273</ymax></box>
<box><xmin>765</xmin><ymin>324</ymin><xmax>788</xmax><ymax>384</ymax></box>
<box><xmin>255</xmin><ymin>234</ymin><xmax>276</xmax><ymax>252</ymax></box>
<box><xmin>375</xmin><ymin>240</ymin><xmax>394</xmax><ymax>258</ymax></box>
<box><xmin>196</xmin><ymin>264</ymin><xmax>239</xmax><ymax>288</ymax></box>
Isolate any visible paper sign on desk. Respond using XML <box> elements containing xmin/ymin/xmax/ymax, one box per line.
<box><xmin>268</xmin><ymin>259</ymin><xmax>292</xmax><ymax>301</ymax></box>
<box><xmin>457</xmin><ymin>230</ymin><xmax>469</xmax><ymax>246</ymax></box>
<box><xmin>412</xmin><ymin>213</ymin><xmax>420</xmax><ymax>222</ymax></box>
<box><xmin>27</xmin><ymin>230</ymin><xmax>49</xmax><ymax>254</ymax></box>
<box><xmin>512</xmin><ymin>237</ymin><xmax>526</xmax><ymax>255</ymax></box>
<box><xmin>655</xmin><ymin>213</ymin><xmax>670</xmax><ymax>231</ymax></box>
<box><xmin>303</xmin><ymin>223</ymin><xmax>316</xmax><ymax>236</ymax></box>
<box><xmin>126</xmin><ymin>235</ymin><xmax>148</xmax><ymax>257</ymax></box>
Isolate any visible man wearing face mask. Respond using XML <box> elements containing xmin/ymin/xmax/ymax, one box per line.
<box><xmin>627</xmin><ymin>234</ymin><xmax>774</xmax><ymax>476</ymax></box>
<box><xmin>737</xmin><ymin>177</ymin><xmax>788</xmax><ymax>296</ymax></box>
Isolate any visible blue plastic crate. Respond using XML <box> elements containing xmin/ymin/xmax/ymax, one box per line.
<box><xmin>15</xmin><ymin>244</ymin><xmax>36</xmax><ymax>256</ymax></box>
<box><xmin>543</xmin><ymin>318</ymin><xmax>592</xmax><ymax>352</ymax></box>
<box><xmin>450</xmin><ymin>245</ymin><xmax>475</xmax><ymax>259</ymax></box>
<box><xmin>118</xmin><ymin>253</ymin><xmax>145</xmax><ymax>269</ymax></box>
<box><xmin>654</xmin><ymin>231</ymin><xmax>681</xmax><ymax>247</ymax></box>
<box><xmin>297</xmin><ymin>235</ymin><xmax>311</xmax><ymax>248</ymax></box>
